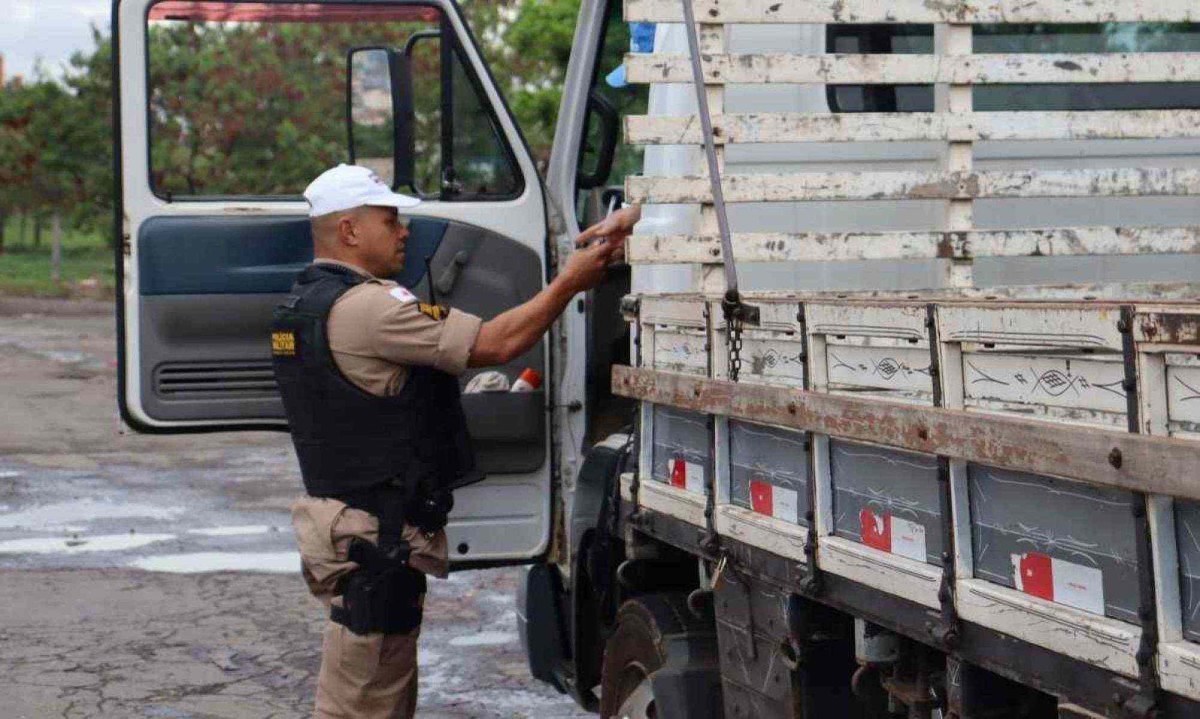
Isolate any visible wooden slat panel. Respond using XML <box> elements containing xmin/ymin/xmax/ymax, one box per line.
<box><xmin>639</xmin><ymin>295</ymin><xmax>708</xmax><ymax>326</ymax></box>
<box><xmin>651</xmin><ymin>329</ymin><xmax>709</xmax><ymax>376</ymax></box>
<box><xmin>962</xmin><ymin>353</ymin><xmax>1128</xmax><ymax>416</ymax></box>
<box><xmin>626</xmin><ymin>227</ymin><xmax>1200</xmax><ymax>264</ymax></box>
<box><xmin>626</xmin><ymin>168</ymin><xmax>1200</xmax><ymax>203</ymax></box>
<box><xmin>826</xmin><ymin>343</ymin><xmax>933</xmax><ymax>395</ymax></box>
<box><xmin>626</xmin><ymin>110</ymin><xmax>1200</xmax><ymax>145</ymax></box>
<box><xmin>937</xmin><ymin>305</ymin><xmax>1124</xmax><ymax>350</ymax></box>
<box><xmin>625</xmin><ymin>0</ymin><xmax>1200</xmax><ymax>24</ymax></box>
<box><xmin>626</xmin><ymin>52</ymin><xmax>1200</xmax><ymax>86</ymax></box>
<box><xmin>736</xmin><ymin>330</ymin><xmax>807</xmax><ymax>388</ymax></box>
<box><xmin>611</xmin><ymin>366</ymin><xmax>1200</xmax><ymax>500</ymax></box>
<box><xmin>1167</xmin><ymin>365</ymin><xmax>1200</xmax><ymax>427</ymax></box>
<box><xmin>806</xmin><ymin>302</ymin><xmax>928</xmax><ymax>340</ymax></box>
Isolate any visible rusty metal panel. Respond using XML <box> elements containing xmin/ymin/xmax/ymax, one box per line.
<box><xmin>626</xmin><ymin>168</ymin><xmax>1200</xmax><ymax>205</ymax></box>
<box><xmin>626</xmin><ymin>110</ymin><xmax>1200</xmax><ymax>146</ymax></box>
<box><xmin>625</xmin><ymin>226</ymin><xmax>1200</xmax><ymax>265</ymax></box>
<box><xmin>625</xmin><ymin>0</ymin><xmax>1200</xmax><ymax>24</ymax></box>
<box><xmin>968</xmin><ymin>464</ymin><xmax>1140</xmax><ymax>623</ymax></box>
<box><xmin>626</xmin><ymin>52</ymin><xmax>1200</xmax><ymax>86</ymax></box>
<box><xmin>612</xmin><ymin>366</ymin><xmax>1200</xmax><ymax>501</ymax></box>
<box><xmin>1136</xmin><ymin>308</ymin><xmax>1200</xmax><ymax>349</ymax></box>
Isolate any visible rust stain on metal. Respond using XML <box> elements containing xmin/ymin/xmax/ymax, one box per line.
<box><xmin>1148</xmin><ymin>313</ymin><xmax>1200</xmax><ymax>346</ymax></box>
<box><xmin>611</xmin><ymin>365</ymin><xmax>1200</xmax><ymax>501</ymax></box>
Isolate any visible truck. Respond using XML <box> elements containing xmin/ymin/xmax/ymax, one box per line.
<box><xmin>113</xmin><ymin>0</ymin><xmax>1200</xmax><ymax>717</ymax></box>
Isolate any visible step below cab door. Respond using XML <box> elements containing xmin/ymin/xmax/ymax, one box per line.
<box><xmin>115</xmin><ymin>0</ymin><xmax>551</xmax><ymax>563</ymax></box>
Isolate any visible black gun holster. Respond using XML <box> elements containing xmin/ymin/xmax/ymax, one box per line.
<box><xmin>331</xmin><ymin>537</ymin><xmax>427</xmax><ymax>636</ymax></box>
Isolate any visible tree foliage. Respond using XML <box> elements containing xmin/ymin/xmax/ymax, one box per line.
<box><xmin>0</xmin><ymin>0</ymin><xmax>604</xmax><ymax>244</ymax></box>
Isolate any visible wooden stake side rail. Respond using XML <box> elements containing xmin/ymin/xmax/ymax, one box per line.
<box><xmin>626</xmin><ymin>52</ymin><xmax>1200</xmax><ymax>86</ymax></box>
<box><xmin>625</xmin><ymin>110</ymin><xmax>1200</xmax><ymax>145</ymax></box>
<box><xmin>612</xmin><ymin>365</ymin><xmax>1200</xmax><ymax>501</ymax></box>
<box><xmin>625</xmin><ymin>227</ymin><xmax>1200</xmax><ymax>265</ymax></box>
<box><xmin>625</xmin><ymin>0</ymin><xmax>1200</xmax><ymax>24</ymax></box>
<box><xmin>626</xmin><ymin>168</ymin><xmax>1200</xmax><ymax>204</ymax></box>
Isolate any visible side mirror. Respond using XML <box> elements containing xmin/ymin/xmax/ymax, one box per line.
<box><xmin>577</xmin><ymin>90</ymin><xmax>619</xmax><ymax>190</ymax></box>
<box><xmin>347</xmin><ymin>46</ymin><xmax>415</xmax><ymax>190</ymax></box>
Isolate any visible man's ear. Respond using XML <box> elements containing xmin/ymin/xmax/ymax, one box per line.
<box><xmin>337</xmin><ymin>213</ymin><xmax>358</xmax><ymax>247</ymax></box>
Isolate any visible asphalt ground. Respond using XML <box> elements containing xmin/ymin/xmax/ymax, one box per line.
<box><xmin>0</xmin><ymin>297</ymin><xmax>588</xmax><ymax>718</ymax></box>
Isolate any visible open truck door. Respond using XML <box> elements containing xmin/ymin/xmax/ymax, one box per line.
<box><xmin>114</xmin><ymin>0</ymin><xmax>552</xmax><ymax>563</ymax></box>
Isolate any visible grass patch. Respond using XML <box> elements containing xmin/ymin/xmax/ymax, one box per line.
<box><xmin>0</xmin><ymin>215</ymin><xmax>115</xmax><ymax>298</ymax></box>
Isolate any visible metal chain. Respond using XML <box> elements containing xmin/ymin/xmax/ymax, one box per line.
<box><xmin>728</xmin><ymin>311</ymin><xmax>744</xmax><ymax>382</ymax></box>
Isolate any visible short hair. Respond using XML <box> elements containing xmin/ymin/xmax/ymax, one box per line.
<box><xmin>310</xmin><ymin>206</ymin><xmax>365</xmax><ymax>246</ymax></box>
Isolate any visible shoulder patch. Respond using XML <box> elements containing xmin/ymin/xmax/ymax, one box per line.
<box><xmin>388</xmin><ymin>286</ymin><xmax>417</xmax><ymax>304</ymax></box>
<box><xmin>418</xmin><ymin>303</ymin><xmax>450</xmax><ymax>321</ymax></box>
<box><xmin>271</xmin><ymin>330</ymin><xmax>297</xmax><ymax>357</ymax></box>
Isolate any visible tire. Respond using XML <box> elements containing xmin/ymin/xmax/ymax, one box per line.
<box><xmin>599</xmin><ymin>592</ymin><xmax>721</xmax><ymax>719</ymax></box>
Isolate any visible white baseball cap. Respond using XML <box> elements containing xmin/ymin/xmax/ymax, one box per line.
<box><xmin>303</xmin><ymin>164</ymin><xmax>420</xmax><ymax>217</ymax></box>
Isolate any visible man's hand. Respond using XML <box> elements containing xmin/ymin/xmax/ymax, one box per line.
<box><xmin>467</xmin><ymin>233</ymin><xmax>625</xmax><ymax>367</ymax></box>
<box><xmin>575</xmin><ymin>205</ymin><xmax>641</xmax><ymax>249</ymax></box>
<box><xmin>559</xmin><ymin>234</ymin><xmax>626</xmax><ymax>294</ymax></box>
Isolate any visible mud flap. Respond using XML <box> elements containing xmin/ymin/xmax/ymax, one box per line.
<box><xmin>517</xmin><ymin>563</ymin><xmax>568</xmax><ymax>692</ymax></box>
<box><xmin>649</xmin><ymin>639</ymin><xmax>725</xmax><ymax>719</ymax></box>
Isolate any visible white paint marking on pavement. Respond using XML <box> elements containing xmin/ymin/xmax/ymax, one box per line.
<box><xmin>0</xmin><ymin>499</ymin><xmax>184</xmax><ymax>530</ymax></box>
<box><xmin>447</xmin><ymin>631</ymin><xmax>517</xmax><ymax>647</ymax></box>
<box><xmin>187</xmin><ymin>525</ymin><xmax>273</xmax><ymax>537</ymax></box>
<box><xmin>0</xmin><ymin>533</ymin><xmax>176</xmax><ymax>554</ymax></box>
<box><xmin>130</xmin><ymin>551</ymin><xmax>300</xmax><ymax>574</ymax></box>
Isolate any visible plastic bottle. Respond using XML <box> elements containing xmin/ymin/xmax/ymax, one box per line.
<box><xmin>510</xmin><ymin>368</ymin><xmax>542</xmax><ymax>392</ymax></box>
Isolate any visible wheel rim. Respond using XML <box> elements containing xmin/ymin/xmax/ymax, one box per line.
<box><xmin>614</xmin><ymin>668</ymin><xmax>656</xmax><ymax>719</ymax></box>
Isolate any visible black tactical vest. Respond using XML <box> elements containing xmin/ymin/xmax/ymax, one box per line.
<box><xmin>270</xmin><ymin>263</ymin><xmax>483</xmax><ymax>501</ymax></box>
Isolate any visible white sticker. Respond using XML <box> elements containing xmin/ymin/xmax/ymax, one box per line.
<box><xmin>1011</xmin><ymin>552</ymin><xmax>1104</xmax><ymax>615</ymax></box>
<box><xmin>890</xmin><ymin>516</ymin><xmax>928</xmax><ymax>563</ymax></box>
<box><xmin>389</xmin><ymin>286</ymin><xmax>417</xmax><ymax>304</ymax></box>
<box><xmin>772</xmin><ymin>485</ymin><xmax>799</xmax><ymax>523</ymax></box>
<box><xmin>1052</xmin><ymin>559</ymin><xmax>1105</xmax><ymax>615</ymax></box>
<box><xmin>684</xmin><ymin>461</ymin><xmax>705</xmax><ymax>494</ymax></box>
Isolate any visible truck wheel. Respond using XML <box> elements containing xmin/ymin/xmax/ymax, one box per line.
<box><xmin>599</xmin><ymin>592</ymin><xmax>722</xmax><ymax>719</ymax></box>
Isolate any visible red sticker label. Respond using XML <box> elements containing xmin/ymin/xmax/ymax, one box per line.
<box><xmin>860</xmin><ymin>508</ymin><xmax>891</xmax><ymax>553</ymax></box>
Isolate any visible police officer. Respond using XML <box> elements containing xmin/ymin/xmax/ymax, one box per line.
<box><xmin>272</xmin><ymin>164</ymin><xmax>626</xmax><ymax>719</ymax></box>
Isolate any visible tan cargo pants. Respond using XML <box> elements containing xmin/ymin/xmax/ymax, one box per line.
<box><xmin>292</xmin><ymin>496</ymin><xmax>448</xmax><ymax>719</ymax></box>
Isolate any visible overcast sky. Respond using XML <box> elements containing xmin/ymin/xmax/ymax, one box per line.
<box><xmin>3</xmin><ymin>0</ymin><xmax>111</xmax><ymax>81</ymax></box>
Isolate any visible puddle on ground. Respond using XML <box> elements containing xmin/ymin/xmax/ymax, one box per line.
<box><xmin>187</xmin><ymin>525</ymin><xmax>274</xmax><ymax>537</ymax></box>
<box><xmin>0</xmin><ymin>499</ymin><xmax>185</xmax><ymax>530</ymax></box>
<box><xmin>447</xmin><ymin>631</ymin><xmax>517</xmax><ymax>647</ymax></box>
<box><xmin>130</xmin><ymin>551</ymin><xmax>299</xmax><ymax>573</ymax></box>
<box><xmin>0</xmin><ymin>533</ymin><xmax>176</xmax><ymax>554</ymax></box>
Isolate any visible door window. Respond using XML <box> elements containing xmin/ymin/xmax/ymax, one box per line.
<box><xmin>146</xmin><ymin>1</ymin><xmax>521</xmax><ymax>200</ymax></box>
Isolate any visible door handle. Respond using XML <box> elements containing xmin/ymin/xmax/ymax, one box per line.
<box><xmin>435</xmin><ymin>251</ymin><xmax>470</xmax><ymax>296</ymax></box>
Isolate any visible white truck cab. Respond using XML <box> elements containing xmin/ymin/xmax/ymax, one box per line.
<box><xmin>114</xmin><ymin>0</ymin><xmax>636</xmax><ymax>566</ymax></box>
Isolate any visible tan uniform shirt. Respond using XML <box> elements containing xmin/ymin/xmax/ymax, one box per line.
<box><xmin>292</xmin><ymin>259</ymin><xmax>483</xmax><ymax>586</ymax></box>
<box><xmin>319</xmin><ymin>259</ymin><xmax>483</xmax><ymax>396</ymax></box>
